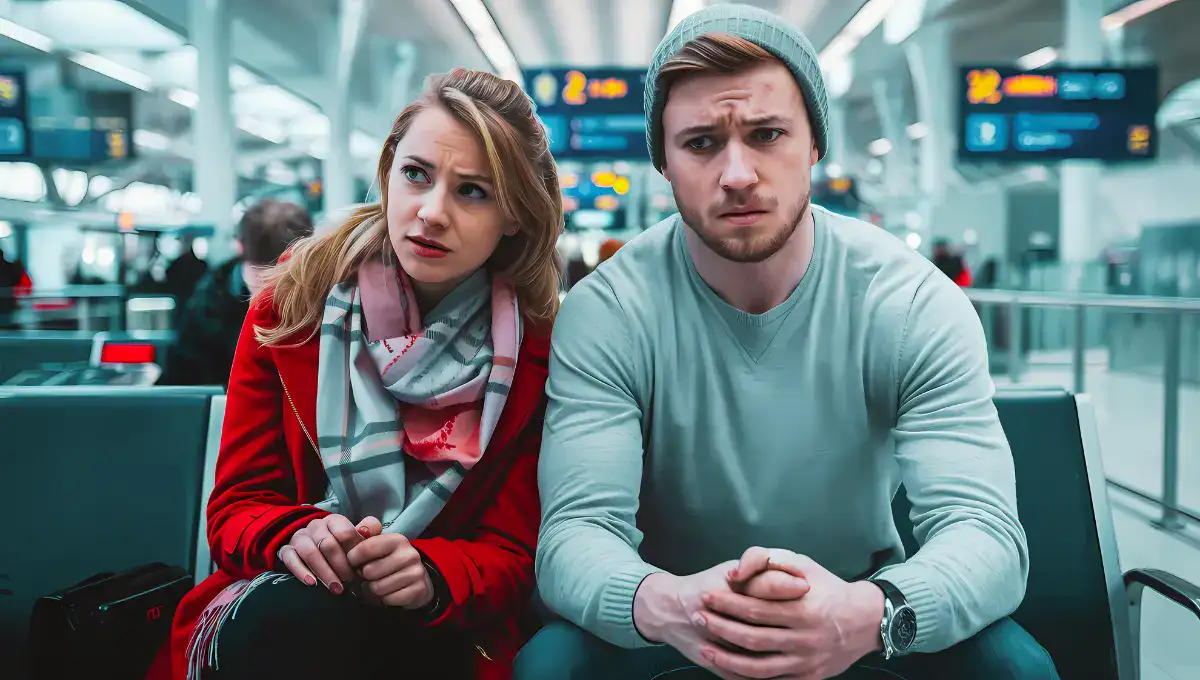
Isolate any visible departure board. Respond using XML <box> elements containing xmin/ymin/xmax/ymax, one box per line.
<box><xmin>29</xmin><ymin>89</ymin><xmax>134</xmax><ymax>163</ymax></box>
<box><xmin>0</xmin><ymin>72</ymin><xmax>29</xmax><ymax>157</ymax></box>
<box><xmin>958</xmin><ymin>66</ymin><xmax>1158</xmax><ymax>162</ymax></box>
<box><xmin>524</xmin><ymin>68</ymin><xmax>648</xmax><ymax>160</ymax></box>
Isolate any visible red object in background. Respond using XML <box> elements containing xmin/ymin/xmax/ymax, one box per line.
<box><xmin>955</xmin><ymin>266</ymin><xmax>974</xmax><ymax>288</ymax></box>
<box><xmin>101</xmin><ymin>343</ymin><xmax>157</xmax><ymax>364</ymax></box>
<box><xmin>15</xmin><ymin>270</ymin><xmax>32</xmax><ymax>296</ymax></box>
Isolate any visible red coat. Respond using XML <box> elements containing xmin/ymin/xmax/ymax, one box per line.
<box><xmin>151</xmin><ymin>293</ymin><xmax>548</xmax><ymax>680</ymax></box>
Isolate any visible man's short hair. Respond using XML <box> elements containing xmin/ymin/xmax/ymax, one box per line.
<box><xmin>656</xmin><ymin>33</ymin><xmax>775</xmax><ymax>96</ymax></box>
<box><xmin>238</xmin><ymin>199</ymin><xmax>314</xmax><ymax>266</ymax></box>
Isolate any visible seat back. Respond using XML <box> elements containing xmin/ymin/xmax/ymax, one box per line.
<box><xmin>892</xmin><ymin>389</ymin><xmax>1133</xmax><ymax>680</ymax></box>
<box><xmin>0</xmin><ymin>332</ymin><xmax>94</xmax><ymax>384</ymax></box>
<box><xmin>0</xmin><ymin>386</ymin><xmax>221</xmax><ymax>678</ymax></box>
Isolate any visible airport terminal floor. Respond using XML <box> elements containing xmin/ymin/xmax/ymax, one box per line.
<box><xmin>2</xmin><ymin>0</ymin><xmax>1200</xmax><ymax>679</ymax></box>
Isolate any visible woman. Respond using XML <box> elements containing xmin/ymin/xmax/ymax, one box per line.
<box><xmin>154</xmin><ymin>67</ymin><xmax>563</xmax><ymax>680</ymax></box>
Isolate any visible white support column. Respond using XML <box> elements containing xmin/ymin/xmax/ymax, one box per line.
<box><xmin>1059</xmin><ymin>0</ymin><xmax>1105</xmax><ymax>285</ymax></box>
<box><xmin>872</xmin><ymin>78</ymin><xmax>914</xmax><ymax>200</ymax></box>
<box><xmin>324</xmin><ymin>0</ymin><xmax>372</xmax><ymax>214</ymax></box>
<box><xmin>826</xmin><ymin>98</ymin><xmax>849</xmax><ymax>171</ymax></box>
<box><xmin>390</xmin><ymin>41</ymin><xmax>418</xmax><ymax>114</ymax></box>
<box><xmin>191</xmin><ymin>0</ymin><xmax>235</xmax><ymax>263</ymax></box>
<box><xmin>904</xmin><ymin>21</ymin><xmax>954</xmax><ymax>235</ymax></box>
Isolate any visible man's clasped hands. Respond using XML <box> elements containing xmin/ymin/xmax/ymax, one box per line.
<box><xmin>633</xmin><ymin>547</ymin><xmax>888</xmax><ymax>680</ymax></box>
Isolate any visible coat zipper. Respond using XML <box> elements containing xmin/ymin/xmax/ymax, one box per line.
<box><xmin>280</xmin><ymin>371</ymin><xmax>494</xmax><ymax>662</ymax></box>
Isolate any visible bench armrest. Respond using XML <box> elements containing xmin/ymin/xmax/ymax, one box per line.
<box><xmin>1123</xmin><ymin>568</ymin><xmax>1200</xmax><ymax>679</ymax></box>
<box><xmin>1125</xmin><ymin>568</ymin><xmax>1200</xmax><ymax>621</ymax></box>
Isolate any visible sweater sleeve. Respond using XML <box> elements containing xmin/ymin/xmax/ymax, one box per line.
<box><xmin>872</xmin><ymin>272</ymin><xmax>1030</xmax><ymax>653</ymax></box>
<box><xmin>535</xmin><ymin>276</ymin><xmax>665</xmax><ymax>649</ymax></box>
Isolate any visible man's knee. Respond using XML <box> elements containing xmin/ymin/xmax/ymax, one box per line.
<box><xmin>963</xmin><ymin>618</ymin><xmax>1060</xmax><ymax>680</ymax></box>
<box><xmin>513</xmin><ymin>622</ymin><xmax>602</xmax><ymax>680</ymax></box>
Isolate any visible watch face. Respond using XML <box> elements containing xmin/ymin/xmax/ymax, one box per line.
<box><xmin>891</xmin><ymin>607</ymin><xmax>918</xmax><ymax>650</ymax></box>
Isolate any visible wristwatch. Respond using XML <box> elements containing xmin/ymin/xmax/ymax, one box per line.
<box><xmin>871</xmin><ymin>579</ymin><xmax>917</xmax><ymax>659</ymax></box>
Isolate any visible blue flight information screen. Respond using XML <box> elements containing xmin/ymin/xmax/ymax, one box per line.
<box><xmin>524</xmin><ymin>68</ymin><xmax>648</xmax><ymax>160</ymax></box>
<box><xmin>958</xmin><ymin>66</ymin><xmax>1158</xmax><ymax>162</ymax></box>
<box><xmin>0</xmin><ymin>72</ymin><xmax>29</xmax><ymax>157</ymax></box>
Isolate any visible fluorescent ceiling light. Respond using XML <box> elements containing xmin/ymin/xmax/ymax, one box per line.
<box><xmin>168</xmin><ymin>88</ymin><xmax>199</xmax><ymax>109</ymax></box>
<box><xmin>1017</xmin><ymin>46</ymin><xmax>1058</xmax><ymax>71</ymax></box>
<box><xmin>1102</xmin><ymin>0</ymin><xmax>1182</xmax><ymax>31</ymax></box>
<box><xmin>868</xmin><ymin>138</ymin><xmax>893</xmax><ymax>156</ymax></box>
<box><xmin>133</xmin><ymin>129</ymin><xmax>170</xmax><ymax>150</ymax></box>
<box><xmin>820</xmin><ymin>0</ymin><xmax>899</xmax><ymax>70</ymax></box>
<box><xmin>0</xmin><ymin>18</ymin><xmax>54</xmax><ymax>52</ymax></box>
<box><xmin>69</xmin><ymin>52</ymin><xmax>152</xmax><ymax>91</ymax></box>
<box><xmin>667</xmin><ymin>0</ymin><xmax>706</xmax><ymax>32</ymax></box>
<box><xmin>906</xmin><ymin>122</ymin><xmax>929</xmax><ymax>140</ymax></box>
<box><xmin>448</xmin><ymin>0</ymin><xmax>522</xmax><ymax>84</ymax></box>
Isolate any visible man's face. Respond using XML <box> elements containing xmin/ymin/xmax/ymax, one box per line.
<box><xmin>661</xmin><ymin>60</ymin><xmax>819</xmax><ymax>263</ymax></box>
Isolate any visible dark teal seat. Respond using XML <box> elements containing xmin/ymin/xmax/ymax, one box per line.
<box><xmin>0</xmin><ymin>386</ymin><xmax>222</xmax><ymax>678</ymax></box>
<box><xmin>0</xmin><ymin>332</ymin><xmax>95</xmax><ymax>384</ymax></box>
<box><xmin>893</xmin><ymin>388</ymin><xmax>1200</xmax><ymax>679</ymax></box>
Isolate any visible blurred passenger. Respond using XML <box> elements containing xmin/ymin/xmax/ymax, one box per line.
<box><xmin>160</xmin><ymin>200</ymin><xmax>314</xmax><ymax>387</ymax></box>
<box><xmin>155</xmin><ymin>67</ymin><xmax>562</xmax><ymax>680</ymax></box>
<box><xmin>933</xmin><ymin>238</ymin><xmax>973</xmax><ymax>287</ymax></box>
<box><xmin>598</xmin><ymin>238</ymin><xmax>624</xmax><ymax>264</ymax></box>
<box><xmin>165</xmin><ymin>235</ymin><xmax>209</xmax><ymax>323</ymax></box>
<box><xmin>0</xmin><ymin>247</ymin><xmax>31</xmax><ymax>329</ymax></box>
<box><xmin>521</xmin><ymin>5</ymin><xmax>1053</xmax><ymax>680</ymax></box>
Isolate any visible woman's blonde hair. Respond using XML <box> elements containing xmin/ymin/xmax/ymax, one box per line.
<box><xmin>255</xmin><ymin>67</ymin><xmax>564</xmax><ymax>346</ymax></box>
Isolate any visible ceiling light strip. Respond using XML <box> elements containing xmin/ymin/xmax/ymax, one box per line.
<box><xmin>1102</xmin><ymin>0</ymin><xmax>1182</xmax><ymax>31</ymax></box>
<box><xmin>820</xmin><ymin>0</ymin><xmax>899</xmax><ymax>70</ymax></box>
<box><xmin>447</xmin><ymin>0</ymin><xmax>522</xmax><ymax>84</ymax></box>
<box><xmin>69</xmin><ymin>52</ymin><xmax>152</xmax><ymax>91</ymax></box>
<box><xmin>0</xmin><ymin>18</ymin><xmax>53</xmax><ymax>52</ymax></box>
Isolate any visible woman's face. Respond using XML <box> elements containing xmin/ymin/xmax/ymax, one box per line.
<box><xmin>385</xmin><ymin>106</ymin><xmax>509</xmax><ymax>302</ymax></box>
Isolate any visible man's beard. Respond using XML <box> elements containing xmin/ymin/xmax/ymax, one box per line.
<box><xmin>676</xmin><ymin>190</ymin><xmax>811</xmax><ymax>264</ymax></box>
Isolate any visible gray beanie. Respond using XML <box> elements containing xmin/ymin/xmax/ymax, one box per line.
<box><xmin>644</xmin><ymin>3</ymin><xmax>829</xmax><ymax>171</ymax></box>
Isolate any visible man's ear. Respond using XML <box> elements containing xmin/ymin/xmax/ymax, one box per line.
<box><xmin>811</xmin><ymin>143</ymin><xmax>820</xmax><ymax>167</ymax></box>
<box><xmin>661</xmin><ymin>164</ymin><xmax>672</xmax><ymax>183</ymax></box>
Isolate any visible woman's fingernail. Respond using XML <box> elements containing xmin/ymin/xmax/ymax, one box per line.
<box><xmin>692</xmin><ymin>614</ymin><xmax>706</xmax><ymax>627</ymax></box>
<box><xmin>358</xmin><ymin>527</ymin><xmax>371</xmax><ymax>538</ymax></box>
<box><xmin>304</xmin><ymin>576</ymin><xmax>316</xmax><ymax>587</ymax></box>
<box><xmin>330</xmin><ymin>581</ymin><xmax>343</xmax><ymax>595</ymax></box>
<box><xmin>702</xmin><ymin>649</ymin><xmax>715</xmax><ymax>662</ymax></box>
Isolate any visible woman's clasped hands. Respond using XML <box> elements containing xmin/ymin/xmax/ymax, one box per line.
<box><xmin>276</xmin><ymin>514</ymin><xmax>436</xmax><ymax>609</ymax></box>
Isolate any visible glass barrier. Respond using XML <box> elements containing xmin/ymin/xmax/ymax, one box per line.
<box><xmin>967</xmin><ymin>289</ymin><xmax>1200</xmax><ymax>530</ymax></box>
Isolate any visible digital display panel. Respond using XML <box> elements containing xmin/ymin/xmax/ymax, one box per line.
<box><xmin>0</xmin><ymin>72</ymin><xmax>29</xmax><ymax>157</ymax></box>
<box><xmin>958</xmin><ymin>66</ymin><xmax>1158</xmax><ymax>162</ymax></box>
<box><xmin>29</xmin><ymin>89</ymin><xmax>135</xmax><ymax>163</ymax></box>
<box><xmin>524</xmin><ymin>68</ymin><xmax>648</xmax><ymax>160</ymax></box>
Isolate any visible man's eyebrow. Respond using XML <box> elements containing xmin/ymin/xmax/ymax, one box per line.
<box><xmin>405</xmin><ymin>154</ymin><xmax>494</xmax><ymax>184</ymax></box>
<box><xmin>673</xmin><ymin>115</ymin><xmax>793</xmax><ymax>143</ymax></box>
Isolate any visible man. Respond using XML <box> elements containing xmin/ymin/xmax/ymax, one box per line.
<box><xmin>161</xmin><ymin>199</ymin><xmax>313</xmax><ymax>386</ymax></box>
<box><xmin>517</xmin><ymin>5</ymin><xmax>1056</xmax><ymax>680</ymax></box>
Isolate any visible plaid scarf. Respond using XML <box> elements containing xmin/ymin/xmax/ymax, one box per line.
<box><xmin>313</xmin><ymin>256</ymin><xmax>521</xmax><ymax>536</ymax></box>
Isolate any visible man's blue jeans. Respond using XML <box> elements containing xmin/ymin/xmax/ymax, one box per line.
<box><xmin>513</xmin><ymin>617</ymin><xmax>1060</xmax><ymax>680</ymax></box>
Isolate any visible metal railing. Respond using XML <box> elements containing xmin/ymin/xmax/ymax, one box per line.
<box><xmin>965</xmin><ymin>288</ymin><xmax>1200</xmax><ymax>530</ymax></box>
<box><xmin>0</xmin><ymin>286</ymin><xmax>177</xmax><ymax>331</ymax></box>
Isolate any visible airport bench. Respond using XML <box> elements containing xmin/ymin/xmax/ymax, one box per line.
<box><xmin>0</xmin><ymin>386</ymin><xmax>223</xmax><ymax>679</ymax></box>
<box><xmin>894</xmin><ymin>388</ymin><xmax>1200</xmax><ymax>679</ymax></box>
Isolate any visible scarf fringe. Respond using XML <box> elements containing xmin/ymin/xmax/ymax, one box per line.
<box><xmin>185</xmin><ymin>572</ymin><xmax>292</xmax><ymax>680</ymax></box>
